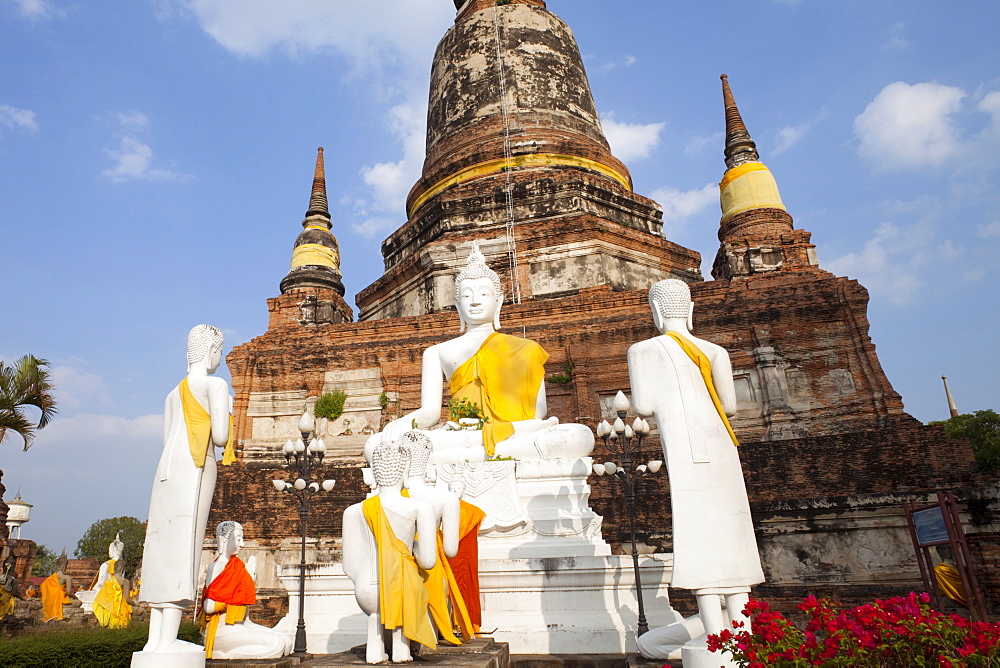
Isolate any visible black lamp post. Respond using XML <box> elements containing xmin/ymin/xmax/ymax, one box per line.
<box><xmin>272</xmin><ymin>410</ymin><xmax>336</xmax><ymax>656</ymax></box>
<box><xmin>593</xmin><ymin>391</ymin><xmax>663</xmax><ymax>637</ymax></box>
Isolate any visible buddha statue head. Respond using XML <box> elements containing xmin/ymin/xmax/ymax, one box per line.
<box><xmin>455</xmin><ymin>241</ymin><xmax>503</xmax><ymax>332</ymax></box>
<box><xmin>187</xmin><ymin>324</ymin><xmax>224</xmax><ymax>372</ymax></box>
<box><xmin>648</xmin><ymin>279</ymin><xmax>694</xmax><ymax>333</ymax></box>
<box><xmin>215</xmin><ymin>520</ymin><xmax>244</xmax><ymax>557</ymax></box>
<box><xmin>371</xmin><ymin>442</ymin><xmax>409</xmax><ymax>488</ymax></box>
<box><xmin>109</xmin><ymin>532</ymin><xmax>124</xmax><ymax>561</ymax></box>
<box><xmin>56</xmin><ymin>549</ymin><xmax>68</xmax><ymax>574</ymax></box>
<box><xmin>400</xmin><ymin>430</ymin><xmax>433</xmax><ymax>481</ymax></box>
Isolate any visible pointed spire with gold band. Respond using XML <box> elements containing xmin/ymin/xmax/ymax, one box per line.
<box><xmin>712</xmin><ymin>75</ymin><xmax>819</xmax><ymax>280</ymax></box>
<box><xmin>718</xmin><ymin>74</ymin><xmax>786</xmax><ymax>225</ymax></box>
<box><xmin>280</xmin><ymin>148</ymin><xmax>346</xmax><ymax>296</ymax></box>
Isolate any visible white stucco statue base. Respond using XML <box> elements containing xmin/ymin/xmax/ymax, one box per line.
<box><xmin>130</xmin><ymin>641</ymin><xmax>205</xmax><ymax>668</ymax></box>
<box><xmin>273</xmin><ymin>457</ymin><xmax>682</xmax><ymax>654</ymax></box>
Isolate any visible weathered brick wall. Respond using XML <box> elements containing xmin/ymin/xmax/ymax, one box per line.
<box><xmin>66</xmin><ymin>557</ymin><xmax>100</xmax><ymax>593</ymax></box>
<box><xmin>7</xmin><ymin>539</ymin><xmax>36</xmax><ymax>590</ymax></box>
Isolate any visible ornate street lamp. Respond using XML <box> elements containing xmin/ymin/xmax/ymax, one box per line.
<box><xmin>272</xmin><ymin>410</ymin><xmax>336</xmax><ymax>656</ymax></box>
<box><xmin>593</xmin><ymin>390</ymin><xmax>663</xmax><ymax>637</ymax></box>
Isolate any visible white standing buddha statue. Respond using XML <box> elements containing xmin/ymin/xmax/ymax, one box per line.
<box><xmin>627</xmin><ymin>279</ymin><xmax>764</xmax><ymax>667</ymax></box>
<box><xmin>343</xmin><ymin>441</ymin><xmax>440</xmax><ymax>664</ymax></box>
<box><xmin>200</xmin><ymin>521</ymin><xmax>292</xmax><ymax>660</ymax></box>
<box><xmin>365</xmin><ymin>241</ymin><xmax>594</xmax><ymax>465</ymax></box>
<box><xmin>135</xmin><ymin>324</ymin><xmax>237</xmax><ymax>665</ymax></box>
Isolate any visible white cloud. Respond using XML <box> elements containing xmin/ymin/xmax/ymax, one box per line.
<box><xmin>113</xmin><ymin>111</ymin><xmax>150</xmax><ymax>131</ymax></box>
<box><xmin>649</xmin><ymin>183</ymin><xmax>718</xmax><ymax>236</ymax></box>
<box><xmin>0</xmin><ymin>104</ymin><xmax>38</xmax><ymax>132</ymax></box>
<box><xmin>684</xmin><ymin>132</ymin><xmax>723</xmax><ymax>157</ymax></box>
<box><xmin>38</xmin><ymin>412</ymin><xmax>163</xmax><ymax>444</ymax></box>
<box><xmin>349</xmin><ymin>101</ymin><xmax>425</xmax><ymax>238</ymax></box>
<box><xmin>854</xmin><ymin>81</ymin><xmax>966</xmax><ymax>171</ymax></box>
<box><xmin>595</xmin><ymin>54</ymin><xmax>637</xmax><ymax>75</ymax></box>
<box><xmin>773</xmin><ymin>113</ymin><xmax>825</xmax><ymax>155</ymax></box>
<box><xmin>826</xmin><ymin>218</ymin><xmax>972</xmax><ymax>307</ymax></box>
<box><xmin>978</xmin><ymin>91</ymin><xmax>1000</xmax><ymax>145</ymax></box>
<box><xmin>175</xmin><ymin>0</ymin><xmax>452</xmax><ymax>76</ymax></box>
<box><xmin>882</xmin><ymin>22</ymin><xmax>908</xmax><ymax>52</ymax></box>
<box><xmin>352</xmin><ymin>216</ymin><xmax>398</xmax><ymax>240</ymax></box>
<box><xmin>166</xmin><ymin>2</ymin><xmax>453</xmax><ymax>238</ymax></box>
<box><xmin>50</xmin><ymin>361</ymin><xmax>111</xmax><ymax>410</ymax></box>
<box><xmin>101</xmin><ymin>113</ymin><xmax>192</xmax><ymax>183</ymax></box>
<box><xmin>978</xmin><ymin>221</ymin><xmax>1000</xmax><ymax>238</ymax></box>
<box><xmin>601</xmin><ymin>112</ymin><xmax>666</xmax><ymax>163</ymax></box>
<box><xmin>826</xmin><ymin>223</ymin><xmax>920</xmax><ymax>305</ymax></box>
<box><xmin>4</xmin><ymin>0</ymin><xmax>56</xmax><ymax>20</ymax></box>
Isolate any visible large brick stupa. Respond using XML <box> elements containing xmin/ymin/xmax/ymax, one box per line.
<box><xmin>210</xmin><ymin>0</ymin><xmax>998</xmax><ymax>622</ymax></box>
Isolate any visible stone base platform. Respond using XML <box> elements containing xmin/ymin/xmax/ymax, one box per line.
<box><xmin>276</xmin><ymin>554</ymin><xmax>678</xmax><ymax>655</ymax></box>
<box><xmin>299</xmin><ymin>638</ymin><xmax>509</xmax><ymax>667</ymax></box>
<box><xmin>206</xmin><ymin>646</ymin><xmax>674</xmax><ymax>668</ymax></box>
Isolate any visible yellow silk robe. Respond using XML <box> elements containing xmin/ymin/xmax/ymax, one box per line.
<box><xmin>93</xmin><ymin>559</ymin><xmax>132</xmax><ymax>629</ymax></box>
<box><xmin>0</xmin><ymin>588</ymin><xmax>15</xmax><ymax>618</ymax></box>
<box><xmin>450</xmin><ymin>332</ymin><xmax>549</xmax><ymax>455</ymax></box>
<box><xmin>362</xmin><ymin>496</ymin><xmax>437</xmax><ymax>649</ymax></box>
<box><xmin>664</xmin><ymin>331</ymin><xmax>739</xmax><ymax>446</ymax></box>
<box><xmin>934</xmin><ymin>561</ymin><xmax>969</xmax><ymax>608</ymax></box>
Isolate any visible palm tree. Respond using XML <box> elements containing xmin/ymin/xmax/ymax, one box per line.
<box><xmin>0</xmin><ymin>355</ymin><xmax>58</xmax><ymax>451</ymax></box>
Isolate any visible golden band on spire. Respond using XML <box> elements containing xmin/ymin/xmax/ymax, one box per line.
<box><xmin>408</xmin><ymin>153</ymin><xmax>632</xmax><ymax>218</ymax></box>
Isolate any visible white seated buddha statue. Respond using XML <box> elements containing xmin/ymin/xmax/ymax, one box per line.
<box><xmin>365</xmin><ymin>241</ymin><xmax>594</xmax><ymax>465</ymax></box>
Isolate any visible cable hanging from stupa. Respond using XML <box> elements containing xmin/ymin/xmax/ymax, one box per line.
<box><xmin>492</xmin><ymin>4</ymin><xmax>522</xmax><ymax>305</ymax></box>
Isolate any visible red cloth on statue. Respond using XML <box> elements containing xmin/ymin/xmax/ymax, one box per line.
<box><xmin>448</xmin><ymin>500</ymin><xmax>486</xmax><ymax>628</ymax></box>
<box><xmin>203</xmin><ymin>555</ymin><xmax>256</xmax><ymax>606</ymax></box>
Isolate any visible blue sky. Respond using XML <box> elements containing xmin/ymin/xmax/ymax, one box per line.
<box><xmin>2</xmin><ymin>0</ymin><xmax>998</xmax><ymax>554</ymax></box>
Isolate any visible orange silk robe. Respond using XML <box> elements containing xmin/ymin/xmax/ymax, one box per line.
<box><xmin>448</xmin><ymin>500</ymin><xmax>487</xmax><ymax>630</ymax></box>
<box><xmin>41</xmin><ymin>573</ymin><xmax>68</xmax><ymax>622</ymax></box>
<box><xmin>199</xmin><ymin>555</ymin><xmax>257</xmax><ymax>658</ymax></box>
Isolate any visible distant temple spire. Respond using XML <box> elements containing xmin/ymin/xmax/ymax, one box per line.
<box><xmin>306</xmin><ymin>147</ymin><xmax>330</xmax><ymax>219</ymax></box>
<box><xmin>942</xmin><ymin>376</ymin><xmax>960</xmax><ymax>418</ymax></box>
<box><xmin>721</xmin><ymin>74</ymin><xmax>760</xmax><ymax>169</ymax></box>
<box><xmin>712</xmin><ymin>74</ymin><xmax>819</xmax><ymax>280</ymax></box>
<box><xmin>280</xmin><ymin>148</ymin><xmax>346</xmax><ymax>298</ymax></box>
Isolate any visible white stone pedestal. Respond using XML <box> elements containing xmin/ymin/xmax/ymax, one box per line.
<box><xmin>275</xmin><ymin>457</ymin><xmax>682</xmax><ymax>654</ymax></box>
<box><xmin>275</xmin><ymin>553</ymin><xmax>678</xmax><ymax>654</ymax></box>
<box><xmin>131</xmin><ymin>642</ymin><xmax>205</xmax><ymax>668</ymax></box>
<box><xmin>75</xmin><ymin>589</ymin><xmax>97</xmax><ymax>614</ymax></box>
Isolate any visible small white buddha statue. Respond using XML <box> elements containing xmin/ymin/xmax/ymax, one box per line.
<box><xmin>365</xmin><ymin>241</ymin><xmax>594</xmax><ymax>465</ymax></box>
<box><xmin>343</xmin><ymin>441</ymin><xmax>439</xmax><ymax>664</ymax></box>
<box><xmin>400</xmin><ymin>430</ymin><xmax>475</xmax><ymax>644</ymax></box>
<box><xmin>628</xmin><ymin>279</ymin><xmax>764</xmax><ymax>667</ymax></box>
<box><xmin>200</xmin><ymin>521</ymin><xmax>292</xmax><ymax>660</ymax></box>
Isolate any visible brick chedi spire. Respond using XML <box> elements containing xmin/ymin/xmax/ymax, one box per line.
<box><xmin>712</xmin><ymin>75</ymin><xmax>819</xmax><ymax>280</ymax></box>
<box><xmin>356</xmin><ymin>0</ymin><xmax>701</xmax><ymax>320</ymax></box>
<box><xmin>280</xmin><ymin>148</ymin><xmax>347</xmax><ymax>299</ymax></box>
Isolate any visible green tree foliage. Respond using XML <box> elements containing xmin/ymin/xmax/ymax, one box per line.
<box><xmin>32</xmin><ymin>544</ymin><xmax>60</xmax><ymax>577</ymax></box>
<box><xmin>932</xmin><ymin>409</ymin><xmax>1000</xmax><ymax>471</ymax></box>
<box><xmin>0</xmin><ymin>354</ymin><xmax>57</xmax><ymax>451</ymax></box>
<box><xmin>314</xmin><ymin>390</ymin><xmax>347</xmax><ymax>421</ymax></box>
<box><xmin>75</xmin><ymin>517</ymin><xmax>145</xmax><ymax>580</ymax></box>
